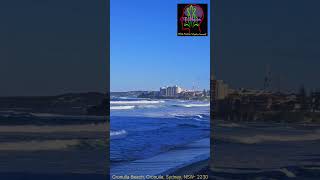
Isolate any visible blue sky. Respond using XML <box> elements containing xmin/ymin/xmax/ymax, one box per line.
<box><xmin>111</xmin><ymin>0</ymin><xmax>210</xmax><ymax>92</ymax></box>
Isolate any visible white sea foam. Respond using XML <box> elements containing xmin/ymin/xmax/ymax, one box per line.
<box><xmin>110</xmin><ymin>106</ymin><xmax>135</xmax><ymax>110</ymax></box>
<box><xmin>175</xmin><ymin>103</ymin><xmax>210</xmax><ymax>108</ymax></box>
<box><xmin>136</xmin><ymin>105</ymin><xmax>161</xmax><ymax>109</ymax></box>
<box><xmin>195</xmin><ymin>114</ymin><xmax>203</xmax><ymax>118</ymax></box>
<box><xmin>194</xmin><ymin>118</ymin><xmax>208</xmax><ymax>122</ymax></box>
<box><xmin>110</xmin><ymin>130</ymin><xmax>127</xmax><ymax>136</ymax></box>
<box><xmin>118</xmin><ymin>97</ymin><xmax>130</xmax><ymax>99</ymax></box>
<box><xmin>110</xmin><ymin>100</ymin><xmax>164</xmax><ymax>105</ymax></box>
<box><xmin>170</xmin><ymin>113</ymin><xmax>209</xmax><ymax>122</ymax></box>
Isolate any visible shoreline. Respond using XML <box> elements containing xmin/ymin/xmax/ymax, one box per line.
<box><xmin>111</xmin><ymin>138</ymin><xmax>210</xmax><ymax>177</ymax></box>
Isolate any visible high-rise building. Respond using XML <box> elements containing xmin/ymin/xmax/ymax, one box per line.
<box><xmin>160</xmin><ymin>87</ymin><xmax>167</xmax><ymax>96</ymax></box>
<box><xmin>160</xmin><ymin>85</ymin><xmax>183</xmax><ymax>97</ymax></box>
<box><xmin>166</xmin><ymin>86</ymin><xmax>174</xmax><ymax>96</ymax></box>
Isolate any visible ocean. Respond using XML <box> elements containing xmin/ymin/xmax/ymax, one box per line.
<box><xmin>210</xmin><ymin>120</ymin><xmax>320</xmax><ymax>179</ymax></box>
<box><xmin>0</xmin><ymin>111</ymin><xmax>108</xmax><ymax>180</ymax></box>
<box><xmin>110</xmin><ymin>97</ymin><xmax>210</xmax><ymax>176</ymax></box>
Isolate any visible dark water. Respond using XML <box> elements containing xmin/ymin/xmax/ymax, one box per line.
<box><xmin>209</xmin><ymin>121</ymin><xmax>320</xmax><ymax>180</ymax></box>
<box><xmin>0</xmin><ymin>113</ymin><xmax>107</xmax><ymax>179</ymax></box>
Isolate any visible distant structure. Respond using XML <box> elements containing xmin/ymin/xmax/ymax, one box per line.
<box><xmin>160</xmin><ymin>87</ymin><xmax>167</xmax><ymax>96</ymax></box>
<box><xmin>160</xmin><ymin>85</ymin><xmax>182</xmax><ymax>97</ymax></box>
<box><xmin>139</xmin><ymin>85</ymin><xmax>209</xmax><ymax>100</ymax></box>
<box><xmin>213</xmin><ymin>80</ymin><xmax>229</xmax><ymax>100</ymax></box>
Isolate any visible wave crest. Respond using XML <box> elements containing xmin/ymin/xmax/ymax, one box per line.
<box><xmin>110</xmin><ymin>130</ymin><xmax>127</xmax><ymax>139</ymax></box>
<box><xmin>110</xmin><ymin>106</ymin><xmax>135</xmax><ymax>110</ymax></box>
<box><xmin>173</xmin><ymin>103</ymin><xmax>210</xmax><ymax>108</ymax></box>
<box><xmin>110</xmin><ymin>100</ymin><xmax>164</xmax><ymax>105</ymax></box>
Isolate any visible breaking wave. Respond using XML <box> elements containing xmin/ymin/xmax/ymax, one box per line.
<box><xmin>110</xmin><ymin>100</ymin><xmax>165</xmax><ymax>105</ymax></box>
<box><xmin>110</xmin><ymin>130</ymin><xmax>127</xmax><ymax>139</ymax></box>
<box><xmin>173</xmin><ymin>103</ymin><xmax>210</xmax><ymax>108</ymax></box>
<box><xmin>137</xmin><ymin>104</ymin><xmax>163</xmax><ymax>109</ymax></box>
<box><xmin>195</xmin><ymin>114</ymin><xmax>203</xmax><ymax>119</ymax></box>
<box><xmin>172</xmin><ymin>113</ymin><xmax>209</xmax><ymax>120</ymax></box>
<box><xmin>110</xmin><ymin>106</ymin><xmax>135</xmax><ymax>110</ymax></box>
<box><xmin>110</xmin><ymin>130</ymin><xmax>127</xmax><ymax>136</ymax></box>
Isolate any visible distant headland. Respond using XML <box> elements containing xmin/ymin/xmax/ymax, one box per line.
<box><xmin>211</xmin><ymin>79</ymin><xmax>320</xmax><ymax>123</ymax></box>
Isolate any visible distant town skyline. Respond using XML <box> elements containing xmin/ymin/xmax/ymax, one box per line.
<box><xmin>110</xmin><ymin>84</ymin><xmax>209</xmax><ymax>93</ymax></box>
<box><xmin>110</xmin><ymin>0</ymin><xmax>210</xmax><ymax>92</ymax></box>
